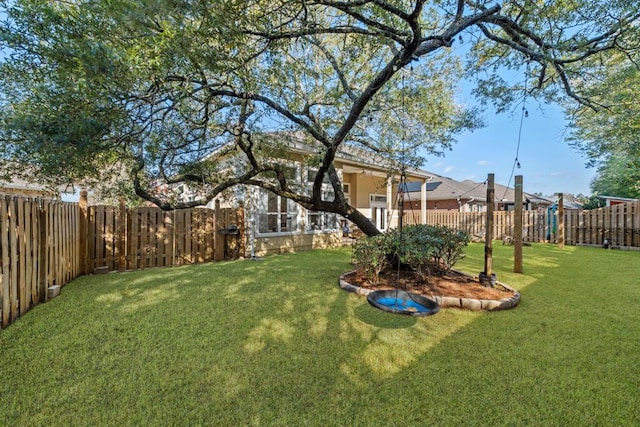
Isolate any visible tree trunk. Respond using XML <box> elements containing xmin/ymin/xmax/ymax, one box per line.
<box><xmin>344</xmin><ymin>208</ymin><xmax>381</xmax><ymax>237</ymax></box>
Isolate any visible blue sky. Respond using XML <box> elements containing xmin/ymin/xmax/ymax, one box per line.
<box><xmin>420</xmin><ymin>62</ymin><xmax>596</xmax><ymax>198</ymax></box>
<box><xmin>423</xmin><ymin>102</ymin><xmax>595</xmax><ymax>197</ymax></box>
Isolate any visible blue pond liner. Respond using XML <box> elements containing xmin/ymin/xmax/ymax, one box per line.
<box><xmin>367</xmin><ymin>289</ymin><xmax>440</xmax><ymax>317</ymax></box>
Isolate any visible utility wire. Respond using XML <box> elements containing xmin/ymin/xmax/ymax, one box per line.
<box><xmin>500</xmin><ymin>60</ymin><xmax>530</xmax><ymax>203</ymax></box>
<box><xmin>457</xmin><ymin>179</ymin><xmax>488</xmax><ymax>199</ymax></box>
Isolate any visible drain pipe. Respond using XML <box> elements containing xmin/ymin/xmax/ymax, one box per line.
<box><xmin>248</xmin><ymin>217</ymin><xmax>262</xmax><ymax>261</ymax></box>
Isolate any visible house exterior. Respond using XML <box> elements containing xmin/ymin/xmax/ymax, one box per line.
<box><xmin>206</xmin><ymin>133</ymin><xmax>435</xmax><ymax>256</ymax></box>
<box><xmin>598</xmin><ymin>195</ymin><xmax>639</xmax><ymax>207</ymax></box>
<box><xmin>0</xmin><ymin>178</ymin><xmax>61</xmax><ymax>198</ymax></box>
<box><xmin>187</xmin><ymin>133</ymin><xmax>553</xmax><ymax>257</ymax></box>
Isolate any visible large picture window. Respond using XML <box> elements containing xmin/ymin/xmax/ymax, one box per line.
<box><xmin>257</xmin><ymin>164</ymin><xmax>300</xmax><ymax>234</ymax></box>
<box><xmin>306</xmin><ymin>169</ymin><xmax>338</xmax><ymax>232</ymax></box>
<box><xmin>258</xmin><ymin>192</ymin><xmax>298</xmax><ymax>234</ymax></box>
<box><xmin>255</xmin><ymin>165</ymin><xmax>340</xmax><ymax>234</ymax></box>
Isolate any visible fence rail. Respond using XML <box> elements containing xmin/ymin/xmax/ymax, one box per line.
<box><xmin>404</xmin><ymin>201</ymin><xmax>640</xmax><ymax>248</ymax></box>
<box><xmin>1</xmin><ymin>195</ymin><xmax>243</xmax><ymax>329</ymax></box>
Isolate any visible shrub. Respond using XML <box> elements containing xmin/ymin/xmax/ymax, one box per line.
<box><xmin>426</xmin><ymin>225</ymin><xmax>470</xmax><ymax>272</ymax></box>
<box><xmin>395</xmin><ymin>225</ymin><xmax>440</xmax><ymax>280</ymax></box>
<box><xmin>352</xmin><ymin>233</ymin><xmax>391</xmax><ymax>285</ymax></box>
<box><xmin>353</xmin><ymin>225</ymin><xmax>470</xmax><ymax>283</ymax></box>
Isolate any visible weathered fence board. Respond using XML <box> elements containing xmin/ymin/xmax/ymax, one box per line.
<box><xmin>0</xmin><ymin>197</ymin><xmax>81</xmax><ymax>329</ymax></box>
<box><xmin>1</xmin><ymin>197</ymin><xmax>10</xmax><ymax>327</ymax></box>
<box><xmin>87</xmin><ymin>205</ymin><xmax>237</xmax><ymax>272</ymax></box>
<box><xmin>406</xmin><ymin>201</ymin><xmax>640</xmax><ymax>249</ymax></box>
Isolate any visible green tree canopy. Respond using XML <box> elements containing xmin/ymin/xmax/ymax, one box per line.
<box><xmin>1</xmin><ymin>0</ymin><xmax>639</xmax><ymax>235</ymax></box>
<box><xmin>566</xmin><ymin>48</ymin><xmax>640</xmax><ymax>200</ymax></box>
<box><xmin>589</xmin><ymin>155</ymin><xmax>640</xmax><ymax>199</ymax></box>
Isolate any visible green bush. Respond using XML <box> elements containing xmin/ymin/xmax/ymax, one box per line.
<box><xmin>394</xmin><ymin>225</ymin><xmax>441</xmax><ymax>280</ymax></box>
<box><xmin>426</xmin><ymin>225</ymin><xmax>470</xmax><ymax>272</ymax></box>
<box><xmin>352</xmin><ymin>233</ymin><xmax>391</xmax><ymax>285</ymax></box>
<box><xmin>353</xmin><ymin>225</ymin><xmax>470</xmax><ymax>283</ymax></box>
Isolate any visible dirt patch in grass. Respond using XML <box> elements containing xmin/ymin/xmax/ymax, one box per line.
<box><xmin>343</xmin><ymin>269</ymin><xmax>516</xmax><ymax>300</ymax></box>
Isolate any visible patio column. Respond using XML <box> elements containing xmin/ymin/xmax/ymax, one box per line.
<box><xmin>386</xmin><ymin>177</ymin><xmax>395</xmax><ymax>229</ymax></box>
<box><xmin>421</xmin><ymin>179</ymin><xmax>428</xmax><ymax>225</ymax></box>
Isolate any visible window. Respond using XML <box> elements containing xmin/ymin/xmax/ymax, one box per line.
<box><xmin>255</xmin><ymin>165</ymin><xmax>340</xmax><ymax>234</ymax></box>
<box><xmin>343</xmin><ymin>183</ymin><xmax>351</xmax><ymax>204</ymax></box>
<box><xmin>258</xmin><ymin>192</ymin><xmax>298</xmax><ymax>233</ymax></box>
<box><xmin>307</xmin><ymin>210</ymin><xmax>337</xmax><ymax>231</ymax></box>
<box><xmin>307</xmin><ymin>190</ymin><xmax>338</xmax><ymax>232</ymax></box>
<box><xmin>257</xmin><ymin>164</ymin><xmax>300</xmax><ymax>234</ymax></box>
<box><xmin>370</xmin><ymin>194</ymin><xmax>387</xmax><ymax>231</ymax></box>
<box><xmin>306</xmin><ymin>168</ymin><xmax>338</xmax><ymax>232</ymax></box>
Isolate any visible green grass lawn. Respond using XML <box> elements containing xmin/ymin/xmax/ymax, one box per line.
<box><xmin>1</xmin><ymin>243</ymin><xmax>639</xmax><ymax>426</ymax></box>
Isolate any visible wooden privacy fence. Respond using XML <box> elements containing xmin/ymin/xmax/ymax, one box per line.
<box><xmin>1</xmin><ymin>195</ymin><xmax>244</xmax><ymax>329</ymax></box>
<box><xmin>404</xmin><ymin>200</ymin><xmax>640</xmax><ymax>248</ymax></box>
<box><xmin>564</xmin><ymin>201</ymin><xmax>640</xmax><ymax>247</ymax></box>
<box><xmin>86</xmin><ymin>203</ymin><xmax>244</xmax><ymax>273</ymax></box>
<box><xmin>1</xmin><ymin>196</ymin><xmax>81</xmax><ymax>329</ymax></box>
<box><xmin>405</xmin><ymin>210</ymin><xmax>550</xmax><ymax>242</ymax></box>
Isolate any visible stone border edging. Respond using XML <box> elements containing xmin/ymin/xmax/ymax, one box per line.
<box><xmin>339</xmin><ymin>270</ymin><xmax>520</xmax><ymax>311</ymax></box>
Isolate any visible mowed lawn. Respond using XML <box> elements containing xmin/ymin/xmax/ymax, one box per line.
<box><xmin>1</xmin><ymin>243</ymin><xmax>639</xmax><ymax>426</ymax></box>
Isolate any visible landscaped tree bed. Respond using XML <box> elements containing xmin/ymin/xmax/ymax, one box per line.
<box><xmin>342</xmin><ymin>268</ymin><xmax>514</xmax><ymax>300</ymax></box>
<box><xmin>342</xmin><ymin>225</ymin><xmax>520</xmax><ymax>311</ymax></box>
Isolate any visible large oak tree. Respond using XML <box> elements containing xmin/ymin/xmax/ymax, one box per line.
<box><xmin>1</xmin><ymin>0</ymin><xmax>639</xmax><ymax>235</ymax></box>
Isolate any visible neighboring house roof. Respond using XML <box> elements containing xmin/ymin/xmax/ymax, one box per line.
<box><xmin>0</xmin><ymin>178</ymin><xmax>73</xmax><ymax>199</ymax></box>
<box><xmin>0</xmin><ymin>178</ymin><xmax>52</xmax><ymax>196</ymax></box>
<box><xmin>598</xmin><ymin>195</ymin><xmax>639</xmax><ymax>203</ymax></box>
<box><xmin>402</xmin><ymin>173</ymin><xmax>552</xmax><ymax>205</ymax></box>
<box><xmin>549</xmin><ymin>194</ymin><xmax>583</xmax><ymax>209</ymax></box>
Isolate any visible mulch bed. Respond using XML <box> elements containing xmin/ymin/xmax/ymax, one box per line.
<box><xmin>343</xmin><ymin>268</ymin><xmax>516</xmax><ymax>300</ymax></box>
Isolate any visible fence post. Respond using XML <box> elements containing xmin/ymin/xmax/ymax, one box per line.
<box><xmin>38</xmin><ymin>203</ymin><xmax>48</xmax><ymax>302</ymax></box>
<box><xmin>118</xmin><ymin>199</ymin><xmax>127</xmax><ymax>271</ymax></box>
<box><xmin>1</xmin><ymin>197</ymin><xmax>9</xmax><ymax>327</ymax></box>
<box><xmin>237</xmin><ymin>206</ymin><xmax>246</xmax><ymax>259</ymax></box>
<box><xmin>483</xmin><ymin>173</ymin><xmax>494</xmax><ymax>282</ymax></box>
<box><xmin>558</xmin><ymin>193</ymin><xmax>565</xmax><ymax>249</ymax></box>
<box><xmin>8</xmin><ymin>197</ymin><xmax>18</xmax><ymax>322</ymax></box>
<box><xmin>514</xmin><ymin>175</ymin><xmax>523</xmax><ymax>273</ymax></box>
<box><xmin>78</xmin><ymin>190</ymin><xmax>89</xmax><ymax>274</ymax></box>
<box><xmin>214</xmin><ymin>200</ymin><xmax>224</xmax><ymax>262</ymax></box>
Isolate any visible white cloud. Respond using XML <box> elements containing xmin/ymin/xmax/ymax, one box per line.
<box><xmin>444</xmin><ymin>166</ymin><xmax>455</xmax><ymax>173</ymax></box>
<box><xmin>477</xmin><ymin>160</ymin><xmax>489</xmax><ymax>166</ymax></box>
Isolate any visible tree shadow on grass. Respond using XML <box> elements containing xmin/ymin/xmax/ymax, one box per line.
<box><xmin>9</xmin><ymin>246</ymin><xmax>639</xmax><ymax>425</ymax></box>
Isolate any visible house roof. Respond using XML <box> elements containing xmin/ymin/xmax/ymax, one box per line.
<box><xmin>259</xmin><ymin>131</ymin><xmax>435</xmax><ymax>180</ymax></box>
<box><xmin>0</xmin><ymin>178</ymin><xmax>52</xmax><ymax>195</ymax></box>
<box><xmin>0</xmin><ymin>178</ymin><xmax>73</xmax><ymax>197</ymax></box>
<box><xmin>402</xmin><ymin>173</ymin><xmax>552</xmax><ymax>205</ymax></box>
<box><xmin>398</xmin><ymin>181</ymin><xmax>441</xmax><ymax>192</ymax></box>
<box><xmin>216</xmin><ymin>131</ymin><xmax>553</xmax><ymax>204</ymax></box>
<box><xmin>598</xmin><ymin>195</ymin><xmax>639</xmax><ymax>203</ymax></box>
